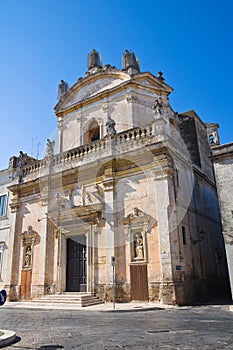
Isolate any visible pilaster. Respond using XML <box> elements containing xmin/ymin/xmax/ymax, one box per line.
<box><xmin>152</xmin><ymin>154</ymin><xmax>179</xmax><ymax>304</ymax></box>
<box><xmin>5</xmin><ymin>190</ymin><xmax>21</xmax><ymax>299</ymax></box>
<box><xmin>102</xmin><ymin>166</ymin><xmax>115</xmax><ymax>285</ymax></box>
<box><xmin>38</xmin><ymin>196</ymin><xmax>48</xmax><ymax>291</ymax></box>
<box><xmin>57</xmin><ymin>115</ymin><xmax>63</xmax><ymax>153</ymax></box>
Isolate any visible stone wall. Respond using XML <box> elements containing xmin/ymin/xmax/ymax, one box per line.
<box><xmin>212</xmin><ymin>143</ymin><xmax>233</xmax><ymax>298</ymax></box>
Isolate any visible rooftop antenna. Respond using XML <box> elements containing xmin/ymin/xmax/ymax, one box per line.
<box><xmin>31</xmin><ymin>137</ymin><xmax>37</xmax><ymax>157</ymax></box>
<box><xmin>36</xmin><ymin>141</ymin><xmax>41</xmax><ymax>160</ymax></box>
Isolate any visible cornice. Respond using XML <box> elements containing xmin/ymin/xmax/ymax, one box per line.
<box><xmin>8</xmin><ymin>178</ymin><xmax>40</xmax><ymax>198</ymax></box>
<box><xmin>211</xmin><ymin>142</ymin><xmax>233</xmax><ymax>161</ymax></box>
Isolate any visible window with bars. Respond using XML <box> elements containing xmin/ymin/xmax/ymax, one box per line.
<box><xmin>0</xmin><ymin>195</ymin><xmax>7</xmax><ymax>217</ymax></box>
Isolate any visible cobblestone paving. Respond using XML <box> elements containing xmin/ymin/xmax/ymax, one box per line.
<box><xmin>1</xmin><ymin>305</ymin><xmax>233</xmax><ymax>349</ymax></box>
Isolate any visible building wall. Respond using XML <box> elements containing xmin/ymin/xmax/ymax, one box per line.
<box><xmin>212</xmin><ymin>143</ymin><xmax>233</xmax><ymax>297</ymax></box>
<box><xmin>0</xmin><ymin>169</ymin><xmax>11</xmax><ymax>291</ymax></box>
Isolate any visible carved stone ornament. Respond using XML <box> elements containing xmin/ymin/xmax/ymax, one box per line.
<box><xmin>88</xmin><ymin>49</ymin><xmax>102</xmax><ymax>70</ymax></box>
<box><xmin>106</xmin><ymin>117</ymin><xmax>116</xmax><ymax>136</ymax></box>
<box><xmin>157</xmin><ymin>71</ymin><xmax>165</xmax><ymax>82</ymax></box>
<box><xmin>133</xmin><ymin>232</ymin><xmax>144</xmax><ymax>260</ymax></box>
<box><xmin>8</xmin><ymin>151</ymin><xmax>37</xmax><ymax>169</ymax></box>
<box><xmin>23</xmin><ymin>245</ymin><xmax>32</xmax><ymax>268</ymax></box>
<box><xmin>152</xmin><ymin>98</ymin><xmax>163</xmax><ymax>115</ymax></box>
<box><xmin>124</xmin><ymin>207</ymin><xmax>157</xmax><ymax>233</ymax></box>
<box><xmin>45</xmin><ymin>139</ymin><xmax>55</xmax><ymax>157</ymax></box>
<box><xmin>122</xmin><ymin>50</ymin><xmax>140</xmax><ymax>72</ymax></box>
<box><xmin>20</xmin><ymin>226</ymin><xmax>38</xmax><ymax>247</ymax></box>
<box><xmin>57</xmin><ymin>80</ymin><xmax>68</xmax><ymax>100</ymax></box>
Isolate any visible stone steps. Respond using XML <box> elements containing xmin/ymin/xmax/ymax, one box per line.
<box><xmin>33</xmin><ymin>292</ymin><xmax>104</xmax><ymax>307</ymax></box>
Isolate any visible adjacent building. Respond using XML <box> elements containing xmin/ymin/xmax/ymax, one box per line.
<box><xmin>0</xmin><ymin>50</ymin><xmax>231</xmax><ymax>305</ymax></box>
<box><xmin>212</xmin><ymin>141</ymin><xmax>233</xmax><ymax>297</ymax></box>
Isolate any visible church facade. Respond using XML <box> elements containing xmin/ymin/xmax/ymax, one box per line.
<box><xmin>0</xmin><ymin>50</ymin><xmax>231</xmax><ymax>305</ymax></box>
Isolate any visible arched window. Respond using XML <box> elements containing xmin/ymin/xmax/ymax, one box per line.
<box><xmin>86</xmin><ymin>121</ymin><xmax>100</xmax><ymax>143</ymax></box>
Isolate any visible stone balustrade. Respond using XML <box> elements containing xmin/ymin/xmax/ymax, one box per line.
<box><xmin>19</xmin><ymin>122</ymin><xmax>164</xmax><ymax>178</ymax></box>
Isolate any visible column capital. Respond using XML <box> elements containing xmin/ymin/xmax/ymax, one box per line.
<box><xmin>9</xmin><ymin>202</ymin><xmax>20</xmax><ymax>213</ymax></box>
<box><xmin>40</xmin><ymin>196</ymin><xmax>49</xmax><ymax>207</ymax></box>
<box><xmin>102</xmin><ymin>177</ymin><xmax>114</xmax><ymax>192</ymax></box>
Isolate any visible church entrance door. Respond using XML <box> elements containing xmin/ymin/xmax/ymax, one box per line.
<box><xmin>130</xmin><ymin>264</ymin><xmax>149</xmax><ymax>301</ymax></box>
<box><xmin>66</xmin><ymin>235</ymin><xmax>87</xmax><ymax>292</ymax></box>
<box><xmin>20</xmin><ymin>270</ymin><xmax>32</xmax><ymax>300</ymax></box>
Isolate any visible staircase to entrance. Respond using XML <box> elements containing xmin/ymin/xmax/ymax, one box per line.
<box><xmin>34</xmin><ymin>292</ymin><xmax>104</xmax><ymax>307</ymax></box>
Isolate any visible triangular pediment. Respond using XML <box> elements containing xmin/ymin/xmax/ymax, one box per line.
<box><xmin>123</xmin><ymin>207</ymin><xmax>157</xmax><ymax>232</ymax></box>
<box><xmin>55</xmin><ymin>71</ymin><xmax>130</xmax><ymax>113</ymax></box>
<box><xmin>54</xmin><ymin>70</ymin><xmax>173</xmax><ymax>114</ymax></box>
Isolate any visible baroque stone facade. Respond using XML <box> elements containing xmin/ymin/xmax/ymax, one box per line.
<box><xmin>0</xmin><ymin>50</ymin><xmax>231</xmax><ymax>305</ymax></box>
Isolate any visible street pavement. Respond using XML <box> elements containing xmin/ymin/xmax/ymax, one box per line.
<box><xmin>0</xmin><ymin>302</ymin><xmax>233</xmax><ymax>349</ymax></box>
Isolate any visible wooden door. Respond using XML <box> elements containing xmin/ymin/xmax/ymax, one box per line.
<box><xmin>20</xmin><ymin>270</ymin><xmax>32</xmax><ymax>300</ymax></box>
<box><xmin>130</xmin><ymin>264</ymin><xmax>149</xmax><ymax>301</ymax></box>
<box><xmin>66</xmin><ymin>236</ymin><xmax>87</xmax><ymax>292</ymax></box>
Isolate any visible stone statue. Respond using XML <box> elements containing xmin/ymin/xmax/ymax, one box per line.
<box><xmin>122</xmin><ymin>50</ymin><xmax>140</xmax><ymax>72</ymax></box>
<box><xmin>24</xmin><ymin>246</ymin><xmax>32</xmax><ymax>268</ymax></box>
<box><xmin>106</xmin><ymin>117</ymin><xmax>116</xmax><ymax>136</ymax></box>
<box><xmin>18</xmin><ymin>151</ymin><xmax>27</xmax><ymax>167</ymax></box>
<box><xmin>57</xmin><ymin>80</ymin><xmax>68</xmax><ymax>100</ymax></box>
<box><xmin>134</xmin><ymin>233</ymin><xmax>144</xmax><ymax>260</ymax></box>
<box><xmin>45</xmin><ymin>139</ymin><xmax>55</xmax><ymax>157</ymax></box>
<box><xmin>88</xmin><ymin>49</ymin><xmax>102</xmax><ymax>70</ymax></box>
<box><xmin>153</xmin><ymin>98</ymin><xmax>163</xmax><ymax>115</ymax></box>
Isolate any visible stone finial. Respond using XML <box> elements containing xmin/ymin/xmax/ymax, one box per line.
<box><xmin>8</xmin><ymin>156</ymin><xmax>17</xmax><ymax>169</ymax></box>
<box><xmin>122</xmin><ymin>50</ymin><xmax>140</xmax><ymax>73</ymax></box>
<box><xmin>157</xmin><ymin>71</ymin><xmax>165</xmax><ymax>82</ymax></box>
<box><xmin>88</xmin><ymin>49</ymin><xmax>102</xmax><ymax>70</ymax></box>
<box><xmin>57</xmin><ymin>79</ymin><xmax>68</xmax><ymax>100</ymax></box>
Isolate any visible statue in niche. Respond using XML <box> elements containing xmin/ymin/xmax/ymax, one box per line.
<box><xmin>57</xmin><ymin>79</ymin><xmax>68</xmax><ymax>100</ymax></box>
<box><xmin>45</xmin><ymin>139</ymin><xmax>55</xmax><ymax>157</ymax></box>
<box><xmin>134</xmin><ymin>233</ymin><xmax>144</xmax><ymax>260</ymax></box>
<box><xmin>106</xmin><ymin>117</ymin><xmax>116</xmax><ymax>136</ymax></box>
<box><xmin>153</xmin><ymin>98</ymin><xmax>163</xmax><ymax>115</ymax></box>
<box><xmin>88</xmin><ymin>49</ymin><xmax>102</xmax><ymax>70</ymax></box>
<box><xmin>24</xmin><ymin>246</ymin><xmax>32</xmax><ymax>268</ymax></box>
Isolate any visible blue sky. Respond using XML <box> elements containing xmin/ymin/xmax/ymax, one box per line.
<box><xmin>0</xmin><ymin>0</ymin><xmax>232</xmax><ymax>169</ymax></box>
